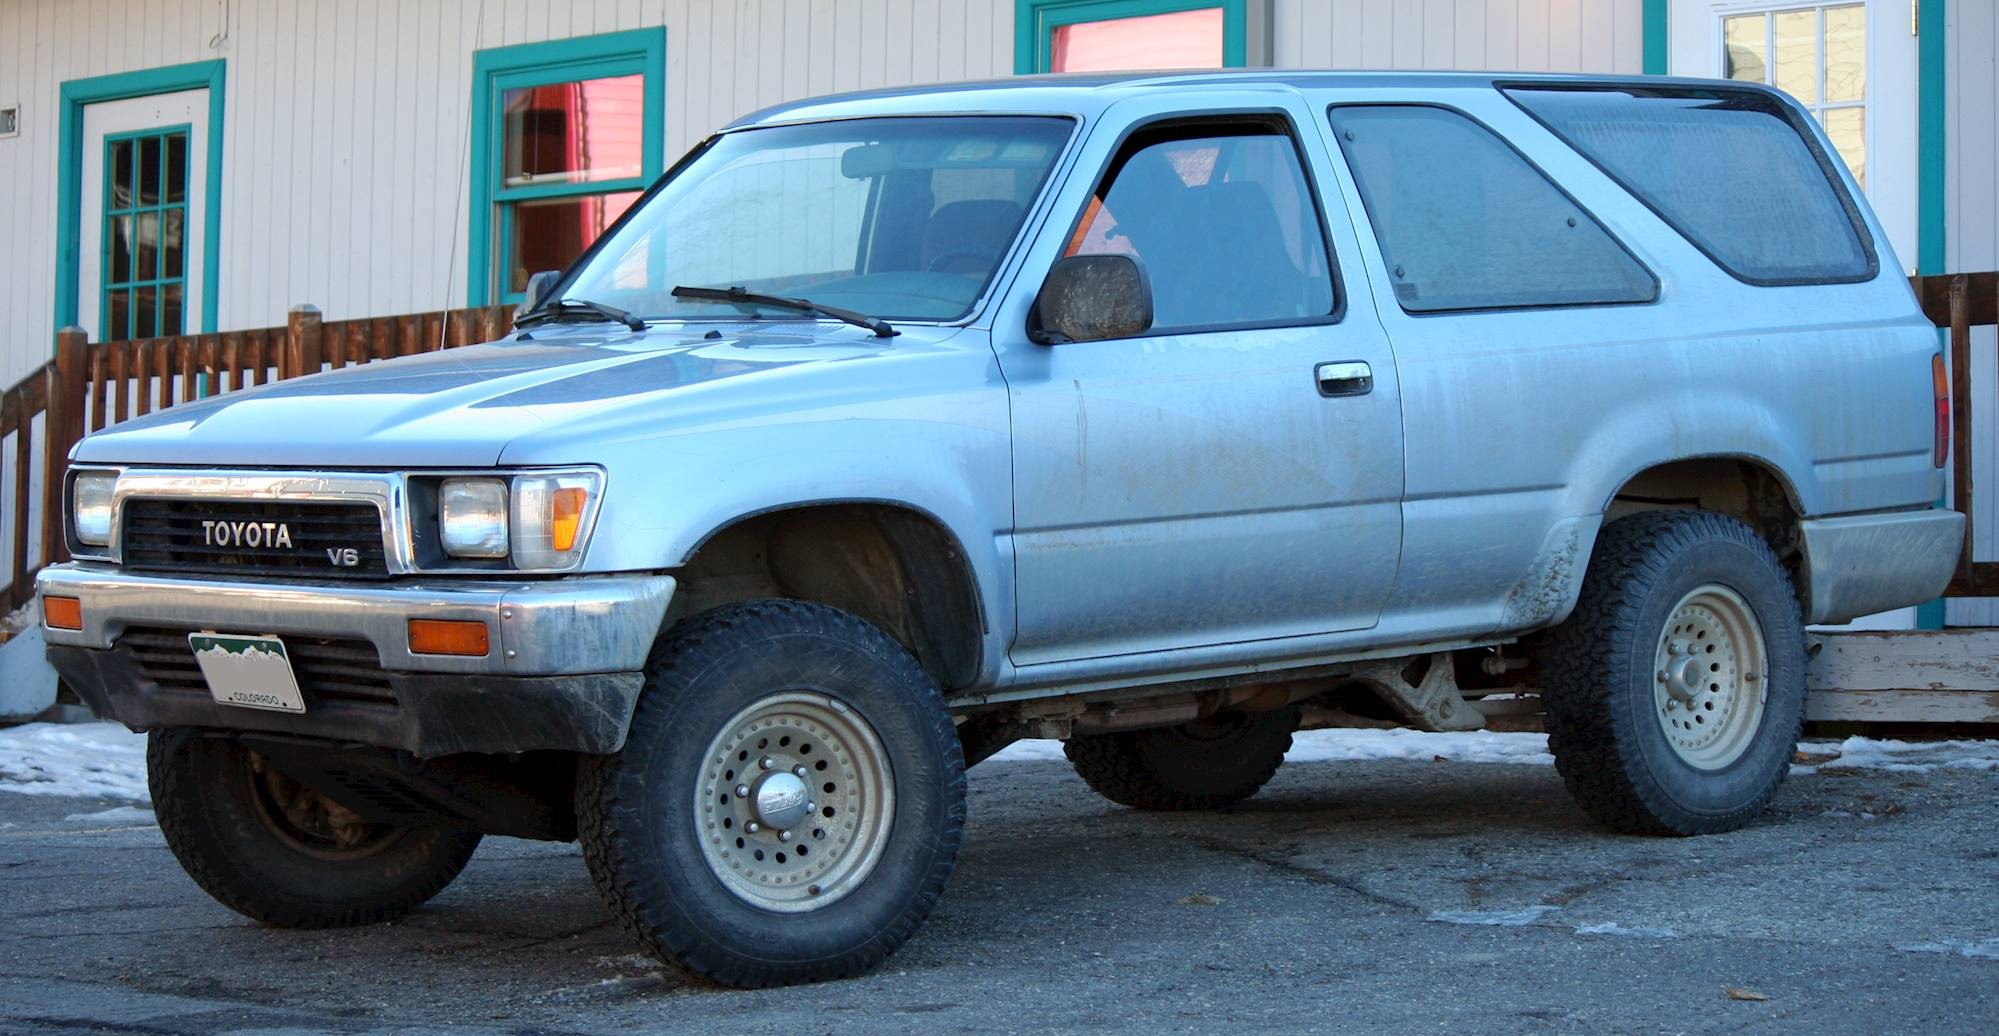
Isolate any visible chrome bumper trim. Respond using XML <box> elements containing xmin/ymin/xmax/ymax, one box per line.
<box><xmin>36</xmin><ymin>563</ymin><xmax>675</xmax><ymax>676</ymax></box>
<box><xmin>1798</xmin><ymin>508</ymin><xmax>1964</xmax><ymax>624</ymax></box>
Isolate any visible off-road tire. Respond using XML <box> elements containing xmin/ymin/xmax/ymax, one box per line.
<box><xmin>575</xmin><ymin>600</ymin><xmax>966</xmax><ymax>988</ymax></box>
<box><xmin>1540</xmin><ymin>510</ymin><xmax>1806</xmax><ymax>836</ymax></box>
<box><xmin>1064</xmin><ymin>706</ymin><xmax>1299</xmax><ymax>811</ymax></box>
<box><xmin>148</xmin><ymin>732</ymin><xmax>481</xmax><ymax>928</ymax></box>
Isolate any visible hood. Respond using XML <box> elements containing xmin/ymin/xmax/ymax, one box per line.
<box><xmin>74</xmin><ymin>322</ymin><xmax>975</xmax><ymax>468</ymax></box>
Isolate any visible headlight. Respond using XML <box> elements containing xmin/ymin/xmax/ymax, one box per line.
<box><xmin>511</xmin><ymin>472</ymin><xmax>599</xmax><ymax>570</ymax></box>
<box><xmin>438</xmin><ymin>478</ymin><xmax>509</xmax><ymax>558</ymax></box>
<box><xmin>72</xmin><ymin>472</ymin><xmax>117</xmax><ymax>547</ymax></box>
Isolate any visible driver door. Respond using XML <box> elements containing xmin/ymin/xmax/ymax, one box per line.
<box><xmin>995</xmin><ymin>97</ymin><xmax>1405</xmax><ymax>667</ymax></box>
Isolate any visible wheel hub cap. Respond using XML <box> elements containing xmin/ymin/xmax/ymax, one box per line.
<box><xmin>1652</xmin><ymin>584</ymin><xmax>1768</xmax><ymax>770</ymax></box>
<box><xmin>749</xmin><ymin>771</ymin><xmax>813</xmax><ymax>830</ymax></box>
<box><xmin>695</xmin><ymin>691</ymin><xmax>895</xmax><ymax>913</ymax></box>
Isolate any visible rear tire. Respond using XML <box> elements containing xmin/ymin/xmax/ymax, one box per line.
<box><xmin>1064</xmin><ymin>706</ymin><xmax>1298</xmax><ymax>811</ymax></box>
<box><xmin>576</xmin><ymin>600</ymin><xmax>965</xmax><ymax>988</ymax></box>
<box><xmin>148</xmin><ymin>732</ymin><xmax>481</xmax><ymax>928</ymax></box>
<box><xmin>1540</xmin><ymin>511</ymin><xmax>1806</xmax><ymax>836</ymax></box>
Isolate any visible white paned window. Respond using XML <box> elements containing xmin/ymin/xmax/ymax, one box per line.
<box><xmin>1720</xmin><ymin>3</ymin><xmax>1866</xmax><ymax>186</ymax></box>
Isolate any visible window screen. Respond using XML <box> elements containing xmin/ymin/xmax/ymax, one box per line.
<box><xmin>1327</xmin><ymin>105</ymin><xmax>1656</xmax><ymax>313</ymax></box>
<box><xmin>1068</xmin><ymin>123</ymin><xmax>1335</xmax><ymax>331</ymax></box>
<box><xmin>1504</xmin><ymin>85</ymin><xmax>1875</xmax><ymax>285</ymax></box>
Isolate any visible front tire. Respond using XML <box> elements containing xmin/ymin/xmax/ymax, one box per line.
<box><xmin>1540</xmin><ymin>511</ymin><xmax>1806</xmax><ymax>835</ymax></box>
<box><xmin>148</xmin><ymin>733</ymin><xmax>481</xmax><ymax>928</ymax></box>
<box><xmin>1064</xmin><ymin>706</ymin><xmax>1298</xmax><ymax>811</ymax></box>
<box><xmin>576</xmin><ymin>601</ymin><xmax>965</xmax><ymax>987</ymax></box>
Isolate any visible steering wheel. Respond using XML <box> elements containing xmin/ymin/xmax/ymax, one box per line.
<box><xmin>925</xmin><ymin>247</ymin><xmax>1002</xmax><ymax>275</ymax></box>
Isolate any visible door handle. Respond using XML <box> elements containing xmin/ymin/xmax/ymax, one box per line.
<box><xmin>1315</xmin><ymin>360</ymin><xmax>1373</xmax><ymax>397</ymax></box>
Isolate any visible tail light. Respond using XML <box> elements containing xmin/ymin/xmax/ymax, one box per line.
<box><xmin>1934</xmin><ymin>353</ymin><xmax>1950</xmax><ymax>468</ymax></box>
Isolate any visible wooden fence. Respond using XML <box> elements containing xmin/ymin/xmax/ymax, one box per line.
<box><xmin>0</xmin><ymin>303</ymin><xmax>510</xmax><ymax>609</ymax></box>
<box><xmin>2</xmin><ymin>274</ymin><xmax>1997</xmax><ymax>613</ymax></box>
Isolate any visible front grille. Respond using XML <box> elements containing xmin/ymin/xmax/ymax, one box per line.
<box><xmin>121</xmin><ymin>498</ymin><xmax>390</xmax><ymax>580</ymax></box>
<box><xmin>121</xmin><ymin>626</ymin><xmax>396</xmax><ymax>709</ymax></box>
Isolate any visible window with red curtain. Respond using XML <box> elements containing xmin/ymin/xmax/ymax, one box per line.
<box><xmin>1050</xmin><ymin>7</ymin><xmax>1225</xmax><ymax>72</ymax></box>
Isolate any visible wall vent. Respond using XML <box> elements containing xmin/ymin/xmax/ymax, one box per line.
<box><xmin>0</xmin><ymin>107</ymin><xmax>17</xmax><ymax>138</ymax></box>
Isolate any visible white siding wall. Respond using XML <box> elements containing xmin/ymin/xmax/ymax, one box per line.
<box><xmin>0</xmin><ymin>0</ymin><xmax>1641</xmax><ymax>391</ymax></box>
<box><xmin>1944</xmin><ymin>0</ymin><xmax>1999</xmax><ymax>625</ymax></box>
<box><xmin>1274</xmin><ymin>0</ymin><xmax>1644</xmax><ymax>73</ymax></box>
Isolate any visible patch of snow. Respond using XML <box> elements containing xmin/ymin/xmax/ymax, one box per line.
<box><xmin>987</xmin><ymin>728</ymin><xmax>1556</xmax><ymax>766</ymax></box>
<box><xmin>62</xmin><ymin>804</ymin><xmax>155</xmax><ymax>825</ymax></box>
<box><xmin>0</xmin><ymin>722</ymin><xmax>149</xmax><ymax>802</ymax></box>
<box><xmin>1794</xmin><ymin>736</ymin><xmax>1999</xmax><ymax>775</ymax></box>
<box><xmin>1897</xmin><ymin>938</ymin><xmax>1999</xmax><ymax>960</ymax></box>
<box><xmin>988</xmin><ymin>728</ymin><xmax>1997</xmax><ymax>776</ymax></box>
<box><xmin>1575</xmin><ymin>921</ymin><xmax>1678</xmax><ymax>939</ymax></box>
<box><xmin>1284</xmin><ymin>728</ymin><xmax>1554</xmax><ymax>765</ymax></box>
<box><xmin>1427</xmin><ymin>905</ymin><xmax>1561</xmax><ymax>927</ymax></box>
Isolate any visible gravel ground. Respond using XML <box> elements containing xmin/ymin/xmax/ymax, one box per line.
<box><xmin>1</xmin><ymin>747</ymin><xmax>1994</xmax><ymax>1034</ymax></box>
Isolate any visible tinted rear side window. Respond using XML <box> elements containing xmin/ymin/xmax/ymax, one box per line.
<box><xmin>1503</xmin><ymin>85</ymin><xmax>1876</xmax><ymax>285</ymax></box>
<box><xmin>1327</xmin><ymin>105</ymin><xmax>1656</xmax><ymax>313</ymax></box>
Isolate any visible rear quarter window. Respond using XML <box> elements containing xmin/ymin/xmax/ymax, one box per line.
<box><xmin>1503</xmin><ymin>84</ymin><xmax>1877</xmax><ymax>286</ymax></box>
<box><xmin>1327</xmin><ymin>104</ymin><xmax>1657</xmax><ymax>313</ymax></box>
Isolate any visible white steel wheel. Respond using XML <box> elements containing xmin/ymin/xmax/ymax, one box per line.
<box><xmin>695</xmin><ymin>691</ymin><xmax>895</xmax><ymax>913</ymax></box>
<box><xmin>1651</xmin><ymin>583</ymin><xmax>1767</xmax><ymax>770</ymax></box>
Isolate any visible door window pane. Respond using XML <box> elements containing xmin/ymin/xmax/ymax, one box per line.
<box><xmin>502</xmin><ymin>74</ymin><xmax>644</xmax><ymax>188</ymax></box>
<box><xmin>1329</xmin><ymin>105</ymin><xmax>1655</xmax><ymax>312</ymax></box>
<box><xmin>1822</xmin><ymin>107</ymin><xmax>1865</xmax><ymax>186</ymax></box>
<box><xmin>1825</xmin><ymin>5</ymin><xmax>1866</xmax><ymax>101</ymax></box>
<box><xmin>1050</xmin><ymin>8</ymin><xmax>1224</xmax><ymax>72</ymax></box>
<box><xmin>1506</xmin><ymin>85</ymin><xmax>1874</xmax><ymax>284</ymax></box>
<box><xmin>1772</xmin><ymin>10</ymin><xmax>1817</xmax><ymax>103</ymax></box>
<box><xmin>1723</xmin><ymin>15</ymin><xmax>1767</xmax><ymax>81</ymax></box>
<box><xmin>100</xmin><ymin>127</ymin><xmax>189</xmax><ymax>341</ymax></box>
<box><xmin>1068</xmin><ymin>124</ymin><xmax>1334</xmax><ymax>330</ymax></box>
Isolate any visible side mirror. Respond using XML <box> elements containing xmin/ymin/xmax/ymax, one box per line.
<box><xmin>514</xmin><ymin>270</ymin><xmax>562</xmax><ymax>323</ymax></box>
<box><xmin>1029</xmin><ymin>254</ymin><xmax>1153</xmax><ymax>345</ymax></box>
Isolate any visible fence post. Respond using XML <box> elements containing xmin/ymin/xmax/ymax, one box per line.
<box><xmin>282</xmin><ymin>304</ymin><xmax>323</xmax><ymax>381</ymax></box>
<box><xmin>41</xmin><ymin>327</ymin><xmax>89</xmax><ymax>567</ymax></box>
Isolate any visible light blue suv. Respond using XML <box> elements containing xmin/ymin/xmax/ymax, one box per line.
<box><xmin>41</xmin><ymin>72</ymin><xmax>1962</xmax><ymax>986</ymax></box>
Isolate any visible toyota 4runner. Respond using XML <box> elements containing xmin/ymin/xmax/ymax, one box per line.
<box><xmin>40</xmin><ymin>72</ymin><xmax>1964</xmax><ymax>987</ymax></box>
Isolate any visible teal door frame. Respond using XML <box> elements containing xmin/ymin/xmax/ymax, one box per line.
<box><xmin>53</xmin><ymin>60</ymin><xmax>226</xmax><ymax>347</ymax></box>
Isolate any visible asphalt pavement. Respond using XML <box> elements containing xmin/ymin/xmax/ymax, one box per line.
<box><xmin>1</xmin><ymin>748</ymin><xmax>1994</xmax><ymax>1034</ymax></box>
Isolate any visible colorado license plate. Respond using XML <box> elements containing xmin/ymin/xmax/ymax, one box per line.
<box><xmin>188</xmin><ymin>633</ymin><xmax>307</xmax><ymax>714</ymax></box>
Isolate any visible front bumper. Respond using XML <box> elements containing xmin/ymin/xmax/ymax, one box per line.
<box><xmin>1798</xmin><ymin>508</ymin><xmax>1965</xmax><ymax>624</ymax></box>
<box><xmin>37</xmin><ymin>564</ymin><xmax>676</xmax><ymax>756</ymax></box>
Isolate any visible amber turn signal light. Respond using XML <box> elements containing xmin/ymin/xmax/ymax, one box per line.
<box><xmin>42</xmin><ymin>596</ymin><xmax>82</xmax><ymax>631</ymax></box>
<box><xmin>1933</xmin><ymin>353</ymin><xmax>1950</xmax><ymax>469</ymax></box>
<box><xmin>407</xmin><ymin>618</ymin><xmax>490</xmax><ymax>657</ymax></box>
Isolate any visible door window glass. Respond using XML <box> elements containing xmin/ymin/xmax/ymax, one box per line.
<box><xmin>1722</xmin><ymin>3</ymin><xmax>1866</xmax><ymax>186</ymax></box>
<box><xmin>1327</xmin><ymin>105</ymin><xmax>1655</xmax><ymax>312</ymax></box>
<box><xmin>100</xmin><ymin>128</ymin><xmax>189</xmax><ymax>341</ymax></box>
<box><xmin>1065</xmin><ymin>122</ymin><xmax>1334</xmax><ymax>331</ymax></box>
<box><xmin>1506</xmin><ymin>84</ymin><xmax>1875</xmax><ymax>285</ymax></box>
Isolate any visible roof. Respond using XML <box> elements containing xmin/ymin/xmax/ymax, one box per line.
<box><xmin>725</xmin><ymin>69</ymin><xmax>1755</xmax><ymax>131</ymax></box>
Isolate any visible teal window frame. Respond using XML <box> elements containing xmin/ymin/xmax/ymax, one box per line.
<box><xmin>99</xmin><ymin>123</ymin><xmax>193</xmax><ymax>340</ymax></box>
<box><xmin>53</xmin><ymin>59</ymin><xmax>226</xmax><ymax>347</ymax></box>
<box><xmin>467</xmin><ymin>28</ymin><xmax>666</xmax><ymax>307</ymax></box>
<box><xmin>1014</xmin><ymin>0</ymin><xmax>1248</xmax><ymax>75</ymax></box>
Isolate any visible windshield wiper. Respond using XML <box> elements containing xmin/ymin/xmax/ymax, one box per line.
<box><xmin>516</xmin><ymin>297</ymin><xmax>647</xmax><ymax>333</ymax></box>
<box><xmin>671</xmin><ymin>285</ymin><xmax>897</xmax><ymax>338</ymax></box>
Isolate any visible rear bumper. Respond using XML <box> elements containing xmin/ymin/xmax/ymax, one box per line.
<box><xmin>36</xmin><ymin>564</ymin><xmax>675</xmax><ymax>756</ymax></box>
<box><xmin>1798</xmin><ymin>508</ymin><xmax>1965</xmax><ymax>624</ymax></box>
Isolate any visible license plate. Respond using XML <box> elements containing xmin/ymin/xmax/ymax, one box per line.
<box><xmin>188</xmin><ymin>633</ymin><xmax>307</xmax><ymax>714</ymax></box>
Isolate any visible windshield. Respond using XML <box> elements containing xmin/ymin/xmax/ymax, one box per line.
<box><xmin>560</xmin><ymin>116</ymin><xmax>1074</xmax><ymax>323</ymax></box>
